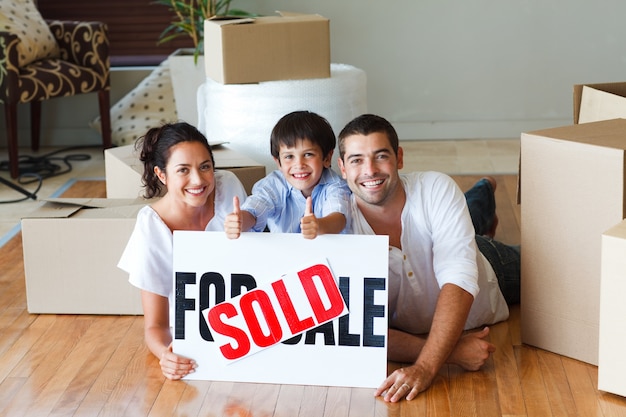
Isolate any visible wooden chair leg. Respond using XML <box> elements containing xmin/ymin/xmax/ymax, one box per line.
<box><xmin>98</xmin><ymin>89</ymin><xmax>112</xmax><ymax>148</ymax></box>
<box><xmin>5</xmin><ymin>102</ymin><xmax>20</xmax><ymax>179</ymax></box>
<box><xmin>30</xmin><ymin>100</ymin><xmax>41</xmax><ymax>152</ymax></box>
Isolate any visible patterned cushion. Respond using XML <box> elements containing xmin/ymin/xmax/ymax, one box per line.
<box><xmin>91</xmin><ymin>61</ymin><xmax>177</xmax><ymax>146</ymax></box>
<box><xmin>0</xmin><ymin>0</ymin><xmax>60</xmax><ymax>66</ymax></box>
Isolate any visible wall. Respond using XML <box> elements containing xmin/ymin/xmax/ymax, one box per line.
<box><xmin>242</xmin><ymin>0</ymin><xmax>626</xmax><ymax>139</ymax></box>
<box><xmin>3</xmin><ymin>0</ymin><xmax>626</xmax><ymax>147</ymax></box>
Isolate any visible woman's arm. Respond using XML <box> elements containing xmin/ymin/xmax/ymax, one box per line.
<box><xmin>141</xmin><ymin>290</ymin><xmax>197</xmax><ymax>380</ymax></box>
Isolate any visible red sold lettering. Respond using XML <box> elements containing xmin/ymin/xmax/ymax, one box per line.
<box><xmin>272</xmin><ymin>279</ymin><xmax>315</xmax><ymax>334</ymax></box>
<box><xmin>298</xmin><ymin>264</ymin><xmax>346</xmax><ymax>323</ymax></box>
<box><xmin>240</xmin><ymin>290</ymin><xmax>283</xmax><ymax>348</ymax></box>
<box><xmin>207</xmin><ymin>302</ymin><xmax>250</xmax><ymax>360</ymax></box>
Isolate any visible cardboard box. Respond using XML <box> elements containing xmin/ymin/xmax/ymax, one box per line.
<box><xmin>520</xmin><ymin>118</ymin><xmax>626</xmax><ymax>365</ymax></box>
<box><xmin>105</xmin><ymin>144</ymin><xmax>266</xmax><ymax>198</ymax></box>
<box><xmin>574</xmin><ymin>82</ymin><xmax>626</xmax><ymax>124</ymax></box>
<box><xmin>598</xmin><ymin>220</ymin><xmax>626</xmax><ymax>397</ymax></box>
<box><xmin>22</xmin><ymin>199</ymin><xmax>147</xmax><ymax>315</ymax></box>
<box><xmin>204</xmin><ymin>12</ymin><xmax>330</xmax><ymax>84</ymax></box>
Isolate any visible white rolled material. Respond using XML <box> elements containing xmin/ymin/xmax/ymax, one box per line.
<box><xmin>197</xmin><ymin>63</ymin><xmax>367</xmax><ymax>173</ymax></box>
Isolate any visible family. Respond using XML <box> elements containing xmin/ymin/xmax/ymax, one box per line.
<box><xmin>118</xmin><ymin>111</ymin><xmax>521</xmax><ymax>402</ymax></box>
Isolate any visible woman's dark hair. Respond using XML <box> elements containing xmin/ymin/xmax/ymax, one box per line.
<box><xmin>338</xmin><ymin>114</ymin><xmax>399</xmax><ymax>159</ymax></box>
<box><xmin>136</xmin><ymin>122</ymin><xmax>214</xmax><ymax>199</ymax></box>
<box><xmin>270</xmin><ymin>110</ymin><xmax>336</xmax><ymax>161</ymax></box>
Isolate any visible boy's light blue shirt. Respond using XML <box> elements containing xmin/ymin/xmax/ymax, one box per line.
<box><xmin>241</xmin><ymin>167</ymin><xmax>351</xmax><ymax>233</ymax></box>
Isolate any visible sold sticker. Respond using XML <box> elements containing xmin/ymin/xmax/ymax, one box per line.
<box><xmin>204</xmin><ymin>260</ymin><xmax>348</xmax><ymax>362</ymax></box>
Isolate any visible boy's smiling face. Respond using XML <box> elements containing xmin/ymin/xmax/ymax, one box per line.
<box><xmin>274</xmin><ymin>138</ymin><xmax>332</xmax><ymax>197</ymax></box>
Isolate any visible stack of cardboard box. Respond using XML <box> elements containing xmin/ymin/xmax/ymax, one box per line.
<box><xmin>520</xmin><ymin>82</ymin><xmax>626</xmax><ymax>397</ymax></box>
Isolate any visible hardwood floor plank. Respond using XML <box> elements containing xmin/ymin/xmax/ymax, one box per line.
<box><xmin>146</xmin><ymin>379</ymin><xmax>187</xmax><ymax>417</ymax></box>
<box><xmin>0</xmin><ymin>377</ymin><xmax>26</xmax><ymax>416</ymax></box>
<box><xmin>72</xmin><ymin>317</ymin><xmax>144</xmax><ymax>417</ymax></box>
<box><xmin>299</xmin><ymin>385</ymin><xmax>329</xmax><ymax>416</ymax></box>
<box><xmin>515</xmin><ymin>345</ymin><xmax>552</xmax><ymax>417</ymax></box>
<box><xmin>7</xmin><ymin>316</ymin><xmax>93</xmax><ymax>417</ymax></box>
<box><xmin>196</xmin><ymin>380</ymin><xmax>235</xmax><ymax>416</ymax></box>
<box><xmin>490</xmin><ymin>317</ymin><xmax>525</xmax><ymax>415</ymax></box>
<box><xmin>535</xmin><ymin>350</ymin><xmax>578</xmax><ymax>417</ymax></box>
<box><xmin>347</xmin><ymin>387</ymin><xmax>376</xmax><ymax>417</ymax></box>
<box><xmin>273</xmin><ymin>383</ymin><xmax>306</xmax><ymax>416</ymax></box>
<box><xmin>561</xmin><ymin>356</ymin><xmax>603</xmax><ymax>417</ymax></box>
<box><xmin>46</xmin><ymin>316</ymin><xmax>134</xmax><ymax>417</ymax></box>
<box><xmin>171</xmin><ymin>380</ymin><xmax>211</xmax><ymax>417</ymax></box>
<box><xmin>424</xmin><ymin>369</ymin><xmax>452</xmax><ymax>417</ymax></box>
<box><xmin>323</xmin><ymin>386</ymin><xmax>351</xmax><ymax>417</ymax></box>
<box><xmin>448</xmin><ymin>364</ymin><xmax>478</xmax><ymax>416</ymax></box>
<box><xmin>249</xmin><ymin>383</ymin><xmax>282</xmax><ymax>416</ymax></box>
<box><xmin>0</xmin><ymin>315</ymin><xmax>57</xmax><ymax>383</ymax></box>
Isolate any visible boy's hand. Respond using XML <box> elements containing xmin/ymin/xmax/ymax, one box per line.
<box><xmin>224</xmin><ymin>196</ymin><xmax>243</xmax><ymax>239</ymax></box>
<box><xmin>300</xmin><ymin>196</ymin><xmax>319</xmax><ymax>239</ymax></box>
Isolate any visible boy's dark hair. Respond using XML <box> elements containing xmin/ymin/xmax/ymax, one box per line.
<box><xmin>270</xmin><ymin>111</ymin><xmax>336</xmax><ymax>160</ymax></box>
<box><xmin>338</xmin><ymin>114</ymin><xmax>399</xmax><ymax>159</ymax></box>
<box><xmin>136</xmin><ymin>122</ymin><xmax>215</xmax><ymax>199</ymax></box>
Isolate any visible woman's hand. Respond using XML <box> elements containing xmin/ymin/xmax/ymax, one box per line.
<box><xmin>159</xmin><ymin>344</ymin><xmax>197</xmax><ymax>380</ymax></box>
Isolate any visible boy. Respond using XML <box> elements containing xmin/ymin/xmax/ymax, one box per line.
<box><xmin>225</xmin><ymin>110</ymin><xmax>350</xmax><ymax>239</ymax></box>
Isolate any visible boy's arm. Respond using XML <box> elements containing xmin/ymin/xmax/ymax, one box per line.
<box><xmin>225</xmin><ymin>196</ymin><xmax>257</xmax><ymax>239</ymax></box>
<box><xmin>301</xmin><ymin>196</ymin><xmax>347</xmax><ymax>239</ymax></box>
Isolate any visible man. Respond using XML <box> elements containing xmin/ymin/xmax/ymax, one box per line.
<box><xmin>337</xmin><ymin>114</ymin><xmax>520</xmax><ymax>402</ymax></box>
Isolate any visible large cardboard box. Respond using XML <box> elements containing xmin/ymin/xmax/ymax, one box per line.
<box><xmin>204</xmin><ymin>13</ymin><xmax>330</xmax><ymax>84</ymax></box>
<box><xmin>22</xmin><ymin>199</ymin><xmax>147</xmax><ymax>315</ymax></box>
<box><xmin>105</xmin><ymin>144</ymin><xmax>265</xmax><ymax>198</ymax></box>
<box><xmin>574</xmin><ymin>82</ymin><xmax>626</xmax><ymax>124</ymax></box>
<box><xmin>598</xmin><ymin>220</ymin><xmax>626</xmax><ymax>397</ymax></box>
<box><xmin>520</xmin><ymin>119</ymin><xmax>626</xmax><ymax>365</ymax></box>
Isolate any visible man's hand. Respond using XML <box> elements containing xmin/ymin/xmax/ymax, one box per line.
<box><xmin>224</xmin><ymin>196</ymin><xmax>243</xmax><ymax>239</ymax></box>
<box><xmin>300</xmin><ymin>196</ymin><xmax>319</xmax><ymax>239</ymax></box>
<box><xmin>447</xmin><ymin>327</ymin><xmax>496</xmax><ymax>371</ymax></box>
<box><xmin>374</xmin><ymin>362</ymin><xmax>435</xmax><ymax>402</ymax></box>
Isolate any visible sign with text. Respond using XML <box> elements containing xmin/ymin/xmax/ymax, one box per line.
<box><xmin>172</xmin><ymin>232</ymin><xmax>389</xmax><ymax>388</ymax></box>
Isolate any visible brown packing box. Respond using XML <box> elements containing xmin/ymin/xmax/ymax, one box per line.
<box><xmin>204</xmin><ymin>12</ymin><xmax>330</xmax><ymax>84</ymax></box>
<box><xmin>21</xmin><ymin>198</ymin><xmax>148</xmax><ymax>315</ymax></box>
<box><xmin>105</xmin><ymin>144</ymin><xmax>265</xmax><ymax>198</ymax></box>
<box><xmin>520</xmin><ymin>119</ymin><xmax>626</xmax><ymax>365</ymax></box>
<box><xmin>574</xmin><ymin>82</ymin><xmax>626</xmax><ymax>124</ymax></box>
<box><xmin>598</xmin><ymin>220</ymin><xmax>626</xmax><ymax>397</ymax></box>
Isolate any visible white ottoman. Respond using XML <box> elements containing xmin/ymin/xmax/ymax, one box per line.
<box><xmin>197</xmin><ymin>63</ymin><xmax>367</xmax><ymax>174</ymax></box>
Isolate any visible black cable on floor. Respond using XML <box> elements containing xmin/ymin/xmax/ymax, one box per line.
<box><xmin>0</xmin><ymin>145</ymin><xmax>96</xmax><ymax>204</ymax></box>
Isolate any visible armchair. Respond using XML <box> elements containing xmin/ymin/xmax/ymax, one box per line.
<box><xmin>0</xmin><ymin>19</ymin><xmax>112</xmax><ymax>178</ymax></box>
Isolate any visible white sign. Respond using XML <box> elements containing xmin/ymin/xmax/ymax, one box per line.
<box><xmin>172</xmin><ymin>232</ymin><xmax>389</xmax><ymax>388</ymax></box>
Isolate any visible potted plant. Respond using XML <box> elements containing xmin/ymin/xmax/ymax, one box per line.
<box><xmin>152</xmin><ymin>0</ymin><xmax>256</xmax><ymax>125</ymax></box>
<box><xmin>154</xmin><ymin>0</ymin><xmax>255</xmax><ymax>63</ymax></box>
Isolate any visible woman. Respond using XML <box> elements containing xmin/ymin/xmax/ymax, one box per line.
<box><xmin>118</xmin><ymin>122</ymin><xmax>247</xmax><ymax>380</ymax></box>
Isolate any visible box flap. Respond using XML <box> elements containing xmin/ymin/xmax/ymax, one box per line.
<box><xmin>603</xmin><ymin>219</ymin><xmax>626</xmax><ymax>239</ymax></box>
<box><xmin>574</xmin><ymin>82</ymin><xmax>626</xmax><ymax>123</ymax></box>
<box><xmin>22</xmin><ymin>198</ymin><xmax>148</xmax><ymax>219</ymax></box>
<box><xmin>207</xmin><ymin>16</ymin><xmax>255</xmax><ymax>26</ymax></box>
<box><xmin>524</xmin><ymin>119</ymin><xmax>626</xmax><ymax>151</ymax></box>
<box><xmin>579</xmin><ymin>86</ymin><xmax>626</xmax><ymax>124</ymax></box>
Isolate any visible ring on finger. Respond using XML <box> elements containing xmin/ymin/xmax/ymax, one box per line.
<box><xmin>401</xmin><ymin>383</ymin><xmax>411</xmax><ymax>391</ymax></box>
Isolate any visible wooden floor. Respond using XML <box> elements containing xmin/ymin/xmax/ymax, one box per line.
<box><xmin>1</xmin><ymin>176</ymin><xmax>626</xmax><ymax>416</ymax></box>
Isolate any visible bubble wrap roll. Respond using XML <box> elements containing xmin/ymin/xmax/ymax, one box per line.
<box><xmin>197</xmin><ymin>63</ymin><xmax>367</xmax><ymax>173</ymax></box>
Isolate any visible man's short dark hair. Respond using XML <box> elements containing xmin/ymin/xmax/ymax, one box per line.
<box><xmin>338</xmin><ymin>114</ymin><xmax>399</xmax><ymax>159</ymax></box>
